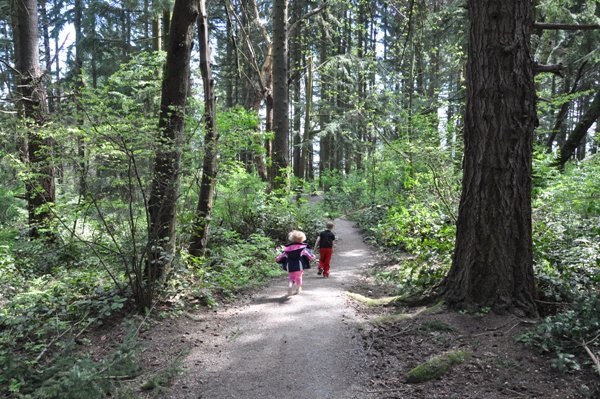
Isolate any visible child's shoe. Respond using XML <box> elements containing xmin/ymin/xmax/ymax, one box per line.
<box><xmin>317</xmin><ymin>269</ymin><xmax>323</xmax><ymax>275</ymax></box>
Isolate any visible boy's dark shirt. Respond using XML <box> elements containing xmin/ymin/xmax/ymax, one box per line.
<box><xmin>318</xmin><ymin>230</ymin><xmax>335</xmax><ymax>249</ymax></box>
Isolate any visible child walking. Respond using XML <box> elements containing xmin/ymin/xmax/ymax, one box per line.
<box><xmin>276</xmin><ymin>230</ymin><xmax>316</xmax><ymax>296</ymax></box>
<box><xmin>314</xmin><ymin>221</ymin><xmax>335</xmax><ymax>277</ymax></box>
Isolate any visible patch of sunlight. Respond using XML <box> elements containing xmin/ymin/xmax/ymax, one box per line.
<box><xmin>339</xmin><ymin>249</ymin><xmax>368</xmax><ymax>257</ymax></box>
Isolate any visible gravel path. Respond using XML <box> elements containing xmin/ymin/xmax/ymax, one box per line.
<box><xmin>162</xmin><ymin>218</ymin><xmax>376</xmax><ymax>399</ymax></box>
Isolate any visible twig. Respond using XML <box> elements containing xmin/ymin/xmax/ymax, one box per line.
<box><xmin>503</xmin><ymin>322</ymin><xmax>520</xmax><ymax>336</ymax></box>
<box><xmin>364</xmin><ymin>387</ymin><xmax>410</xmax><ymax>394</ymax></box>
<box><xmin>504</xmin><ymin>388</ymin><xmax>528</xmax><ymax>397</ymax></box>
<box><xmin>35</xmin><ymin>313</ymin><xmax>92</xmax><ymax>363</ymax></box>
<box><xmin>582</xmin><ymin>340</ymin><xmax>600</xmax><ymax>378</ymax></box>
<box><xmin>365</xmin><ymin>332</ymin><xmax>376</xmax><ymax>353</ymax></box>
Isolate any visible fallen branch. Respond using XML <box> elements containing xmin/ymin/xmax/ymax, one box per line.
<box><xmin>582</xmin><ymin>340</ymin><xmax>600</xmax><ymax>378</ymax></box>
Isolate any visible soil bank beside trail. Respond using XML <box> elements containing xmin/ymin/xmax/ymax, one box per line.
<box><xmin>160</xmin><ymin>218</ymin><xmax>376</xmax><ymax>399</ymax></box>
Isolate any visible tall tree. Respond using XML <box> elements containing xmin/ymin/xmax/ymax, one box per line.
<box><xmin>189</xmin><ymin>0</ymin><xmax>218</xmax><ymax>257</ymax></box>
<box><xmin>440</xmin><ymin>0</ymin><xmax>538</xmax><ymax>317</ymax></box>
<box><xmin>271</xmin><ymin>0</ymin><xmax>289</xmax><ymax>188</ymax></box>
<box><xmin>147</xmin><ymin>0</ymin><xmax>198</xmax><ymax>278</ymax></box>
<box><xmin>13</xmin><ymin>0</ymin><xmax>56</xmax><ymax>239</ymax></box>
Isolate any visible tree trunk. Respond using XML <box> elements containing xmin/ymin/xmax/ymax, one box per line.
<box><xmin>545</xmin><ymin>62</ymin><xmax>586</xmax><ymax>152</ymax></box>
<box><xmin>39</xmin><ymin>1</ymin><xmax>54</xmax><ymax>113</ymax></box>
<box><xmin>318</xmin><ymin>15</ymin><xmax>330</xmax><ymax>187</ymax></box>
<box><xmin>74</xmin><ymin>0</ymin><xmax>88</xmax><ymax>198</ymax></box>
<box><xmin>14</xmin><ymin>0</ymin><xmax>56</xmax><ymax>240</ymax></box>
<box><xmin>440</xmin><ymin>0</ymin><xmax>537</xmax><ymax>317</ymax></box>
<box><xmin>189</xmin><ymin>0</ymin><xmax>218</xmax><ymax>257</ymax></box>
<box><xmin>147</xmin><ymin>0</ymin><xmax>198</xmax><ymax>277</ymax></box>
<box><xmin>555</xmin><ymin>86</ymin><xmax>600</xmax><ymax>168</ymax></box>
<box><xmin>272</xmin><ymin>0</ymin><xmax>289</xmax><ymax>189</ymax></box>
<box><xmin>152</xmin><ymin>0</ymin><xmax>162</xmax><ymax>51</ymax></box>
<box><xmin>303</xmin><ymin>55</ymin><xmax>314</xmax><ymax>181</ymax></box>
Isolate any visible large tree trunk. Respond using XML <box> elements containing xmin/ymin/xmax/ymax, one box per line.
<box><xmin>147</xmin><ymin>0</ymin><xmax>198</xmax><ymax>277</ymax></box>
<box><xmin>272</xmin><ymin>0</ymin><xmax>289</xmax><ymax>189</ymax></box>
<box><xmin>440</xmin><ymin>0</ymin><xmax>537</xmax><ymax>317</ymax></box>
<box><xmin>13</xmin><ymin>0</ymin><xmax>56</xmax><ymax>240</ymax></box>
<box><xmin>189</xmin><ymin>0</ymin><xmax>218</xmax><ymax>257</ymax></box>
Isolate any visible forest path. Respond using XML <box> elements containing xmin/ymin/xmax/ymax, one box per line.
<box><xmin>161</xmin><ymin>217</ymin><xmax>376</xmax><ymax>399</ymax></box>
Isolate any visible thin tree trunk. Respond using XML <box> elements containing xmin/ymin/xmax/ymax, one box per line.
<box><xmin>147</xmin><ymin>0</ymin><xmax>198</xmax><ymax>279</ymax></box>
<box><xmin>272</xmin><ymin>0</ymin><xmax>289</xmax><ymax>189</ymax></box>
<box><xmin>189</xmin><ymin>0</ymin><xmax>218</xmax><ymax>257</ymax></box>
<box><xmin>303</xmin><ymin>55</ymin><xmax>314</xmax><ymax>181</ymax></box>
<box><xmin>555</xmin><ymin>86</ymin><xmax>600</xmax><ymax>168</ymax></box>
<box><xmin>545</xmin><ymin>62</ymin><xmax>586</xmax><ymax>152</ymax></box>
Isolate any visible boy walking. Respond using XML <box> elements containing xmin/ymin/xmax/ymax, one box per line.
<box><xmin>314</xmin><ymin>221</ymin><xmax>335</xmax><ymax>277</ymax></box>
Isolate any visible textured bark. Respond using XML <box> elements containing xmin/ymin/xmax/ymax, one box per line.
<box><xmin>147</xmin><ymin>0</ymin><xmax>198</xmax><ymax>269</ymax></box>
<box><xmin>14</xmin><ymin>0</ymin><xmax>55</xmax><ymax>239</ymax></box>
<box><xmin>441</xmin><ymin>0</ymin><xmax>537</xmax><ymax>317</ymax></box>
<box><xmin>189</xmin><ymin>0</ymin><xmax>218</xmax><ymax>257</ymax></box>
<box><xmin>272</xmin><ymin>0</ymin><xmax>289</xmax><ymax>188</ymax></box>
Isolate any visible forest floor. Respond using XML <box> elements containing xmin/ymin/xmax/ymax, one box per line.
<box><xmin>108</xmin><ymin>214</ymin><xmax>598</xmax><ymax>399</ymax></box>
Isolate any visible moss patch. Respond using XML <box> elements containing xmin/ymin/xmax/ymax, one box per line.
<box><xmin>367</xmin><ymin>301</ymin><xmax>447</xmax><ymax>325</ymax></box>
<box><xmin>370</xmin><ymin>313</ymin><xmax>414</xmax><ymax>324</ymax></box>
<box><xmin>405</xmin><ymin>351</ymin><xmax>471</xmax><ymax>383</ymax></box>
<box><xmin>346</xmin><ymin>292</ymin><xmax>405</xmax><ymax>306</ymax></box>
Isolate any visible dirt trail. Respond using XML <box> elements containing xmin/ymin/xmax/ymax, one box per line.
<box><xmin>161</xmin><ymin>218</ymin><xmax>377</xmax><ymax>399</ymax></box>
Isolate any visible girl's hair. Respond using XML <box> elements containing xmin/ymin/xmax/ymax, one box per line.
<box><xmin>288</xmin><ymin>230</ymin><xmax>306</xmax><ymax>243</ymax></box>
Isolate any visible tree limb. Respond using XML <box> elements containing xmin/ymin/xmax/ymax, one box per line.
<box><xmin>288</xmin><ymin>1</ymin><xmax>329</xmax><ymax>36</ymax></box>
<box><xmin>533</xmin><ymin>22</ymin><xmax>600</xmax><ymax>31</ymax></box>
<box><xmin>534</xmin><ymin>63</ymin><xmax>564</xmax><ymax>76</ymax></box>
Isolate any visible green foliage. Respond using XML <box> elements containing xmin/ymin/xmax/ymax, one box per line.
<box><xmin>518</xmin><ymin>154</ymin><xmax>600</xmax><ymax>375</ymax></box>
<box><xmin>532</xmin><ymin>154</ymin><xmax>600</xmax><ymax>304</ymax></box>
<box><xmin>0</xmin><ymin>154</ymin><xmax>25</xmax><ymax>224</ymax></box>
<box><xmin>175</xmin><ymin>232</ymin><xmax>282</xmax><ymax>306</ymax></box>
<box><xmin>1</xmin><ymin>326</ymin><xmax>141</xmax><ymax>399</ymax></box>
<box><xmin>0</xmin><ymin>263</ymin><xmax>127</xmax><ymax>352</ymax></box>
<box><xmin>201</xmin><ymin>163</ymin><xmax>324</xmax><ymax>245</ymax></box>
<box><xmin>519</xmin><ymin>294</ymin><xmax>600</xmax><ymax>373</ymax></box>
<box><xmin>319</xmin><ymin>170</ymin><xmax>372</xmax><ymax>218</ymax></box>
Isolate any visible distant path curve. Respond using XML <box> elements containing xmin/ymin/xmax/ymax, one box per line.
<box><xmin>162</xmin><ymin>217</ymin><xmax>376</xmax><ymax>399</ymax></box>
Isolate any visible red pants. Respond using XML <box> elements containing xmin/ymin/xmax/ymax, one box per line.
<box><xmin>318</xmin><ymin>248</ymin><xmax>333</xmax><ymax>276</ymax></box>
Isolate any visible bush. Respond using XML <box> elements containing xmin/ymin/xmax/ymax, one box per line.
<box><xmin>519</xmin><ymin>294</ymin><xmax>600</xmax><ymax>373</ymax></box>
